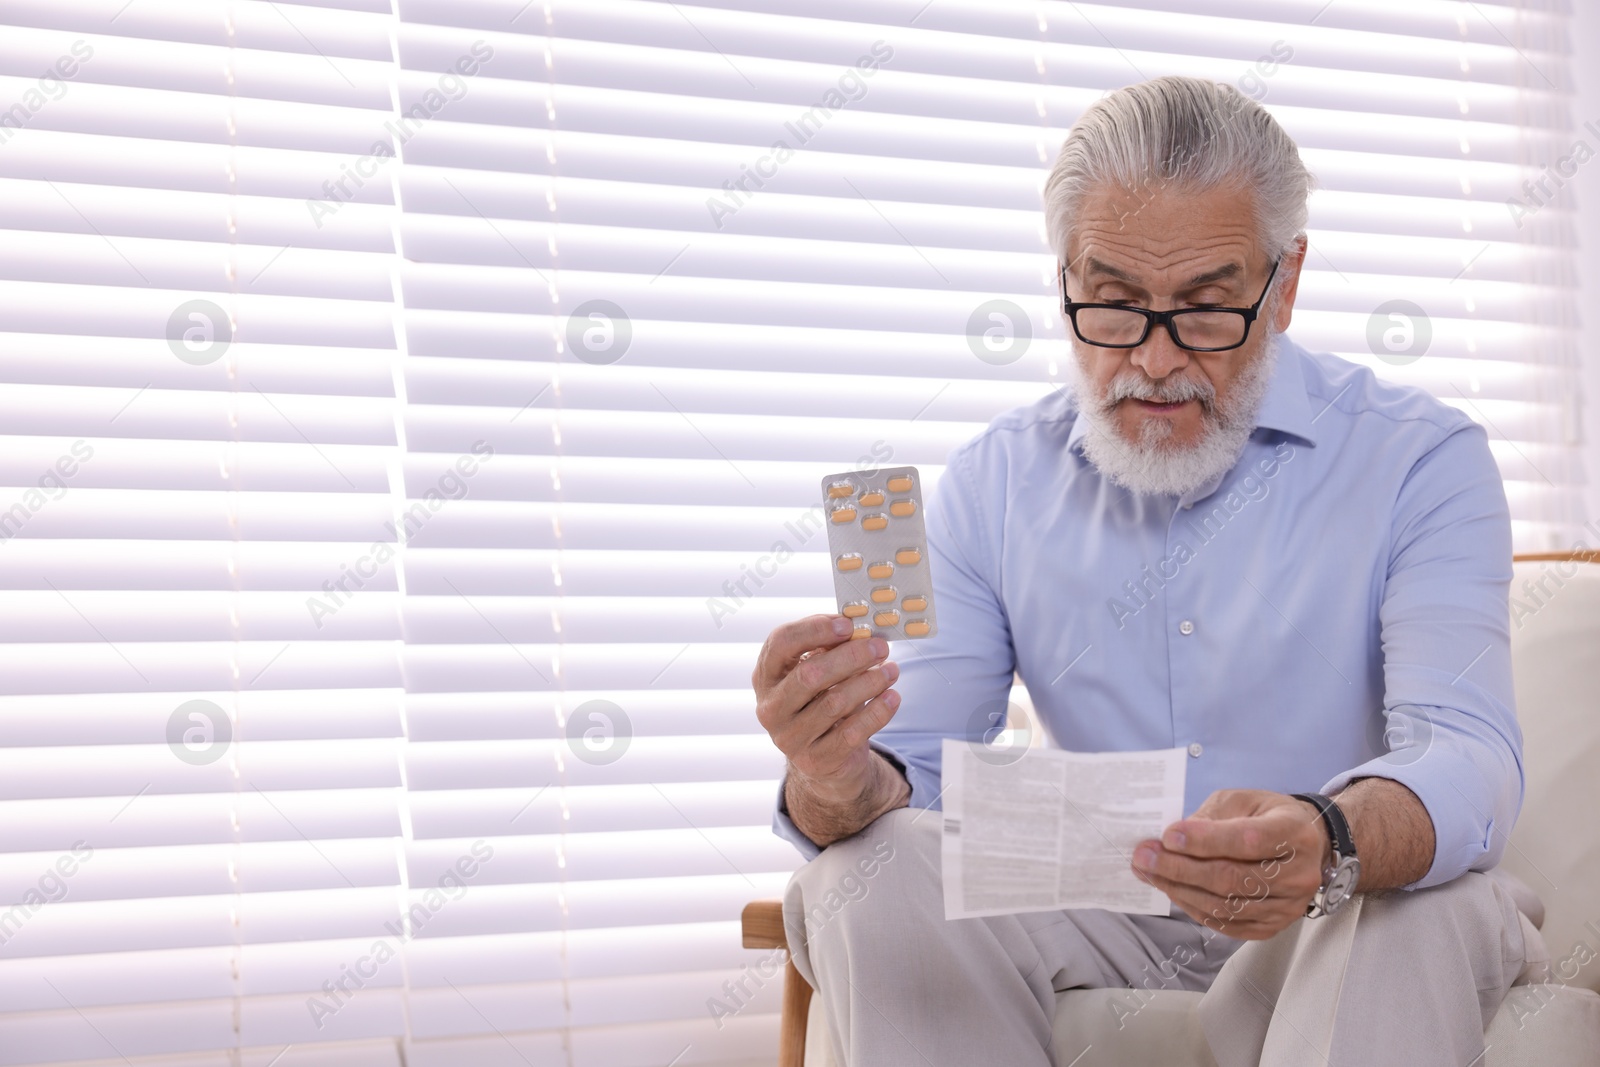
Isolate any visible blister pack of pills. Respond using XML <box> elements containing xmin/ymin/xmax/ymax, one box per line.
<box><xmin>820</xmin><ymin>465</ymin><xmax>938</xmax><ymax>641</ymax></box>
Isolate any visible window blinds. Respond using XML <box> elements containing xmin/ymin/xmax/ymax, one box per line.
<box><xmin>0</xmin><ymin>1</ymin><xmax>414</xmax><ymax>1064</ymax></box>
<box><xmin>0</xmin><ymin>1</ymin><xmax>1587</xmax><ymax>1065</ymax></box>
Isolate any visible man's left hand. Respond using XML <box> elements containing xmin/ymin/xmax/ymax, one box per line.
<box><xmin>1130</xmin><ymin>788</ymin><xmax>1330</xmax><ymax>940</ymax></box>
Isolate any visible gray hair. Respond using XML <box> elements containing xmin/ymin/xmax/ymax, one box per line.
<box><xmin>1043</xmin><ymin>76</ymin><xmax>1314</xmax><ymax>269</ymax></box>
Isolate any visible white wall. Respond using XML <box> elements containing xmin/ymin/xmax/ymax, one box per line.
<box><xmin>1574</xmin><ymin>2</ymin><xmax>1600</xmax><ymax>530</ymax></box>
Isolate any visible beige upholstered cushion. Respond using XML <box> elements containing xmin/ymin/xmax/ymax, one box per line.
<box><xmin>1048</xmin><ymin>984</ymin><xmax>1600</xmax><ymax>1067</ymax></box>
<box><xmin>1502</xmin><ymin>559</ymin><xmax>1600</xmax><ymax>995</ymax></box>
<box><xmin>803</xmin><ymin>992</ymin><xmax>830</xmax><ymax>1067</ymax></box>
<box><xmin>1483</xmin><ymin>983</ymin><xmax>1600</xmax><ymax>1066</ymax></box>
<box><xmin>1049</xmin><ymin>985</ymin><xmax>1600</xmax><ymax>1067</ymax></box>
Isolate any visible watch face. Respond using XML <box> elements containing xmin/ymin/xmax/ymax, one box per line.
<box><xmin>1324</xmin><ymin>857</ymin><xmax>1360</xmax><ymax>910</ymax></box>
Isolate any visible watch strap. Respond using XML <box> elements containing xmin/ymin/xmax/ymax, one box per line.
<box><xmin>1290</xmin><ymin>792</ymin><xmax>1355</xmax><ymax>858</ymax></box>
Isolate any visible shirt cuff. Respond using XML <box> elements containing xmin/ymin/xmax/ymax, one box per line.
<box><xmin>869</xmin><ymin>738</ymin><xmax>940</xmax><ymax>814</ymax></box>
<box><xmin>1320</xmin><ymin>744</ymin><xmax>1501</xmax><ymax>891</ymax></box>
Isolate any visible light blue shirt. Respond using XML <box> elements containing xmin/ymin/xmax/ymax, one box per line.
<box><xmin>773</xmin><ymin>336</ymin><xmax>1522</xmax><ymax>890</ymax></box>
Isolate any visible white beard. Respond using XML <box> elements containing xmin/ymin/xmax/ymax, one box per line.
<box><xmin>1072</xmin><ymin>334</ymin><xmax>1280</xmax><ymax>497</ymax></box>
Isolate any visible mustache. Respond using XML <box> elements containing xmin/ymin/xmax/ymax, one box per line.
<box><xmin>1101</xmin><ymin>372</ymin><xmax>1217</xmax><ymax>412</ymax></box>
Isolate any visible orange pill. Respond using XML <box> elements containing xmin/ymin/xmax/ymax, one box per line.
<box><xmin>874</xmin><ymin>611</ymin><xmax>900</xmax><ymax>628</ymax></box>
<box><xmin>904</xmin><ymin>620</ymin><xmax>930</xmax><ymax>637</ymax></box>
<box><xmin>889</xmin><ymin>499</ymin><xmax>915</xmax><ymax>518</ymax></box>
<box><xmin>842</xmin><ymin>601</ymin><xmax>868</xmax><ymax>618</ymax></box>
<box><xmin>867</xmin><ymin>562</ymin><xmax>893</xmax><ymax>580</ymax></box>
<box><xmin>861</xmin><ymin>514</ymin><xmax>888</xmax><ymax>531</ymax></box>
<box><xmin>858</xmin><ymin>490</ymin><xmax>885</xmax><ymax>507</ymax></box>
<box><xmin>886</xmin><ymin>475</ymin><xmax>913</xmax><ymax>493</ymax></box>
<box><xmin>851</xmin><ymin>626</ymin><xmax>872</xmax><ymax>640</ymax></box>
<box><xmin>831</xmin><ymin>505</ymin><xmax>856</xmax><ymax>524</ymax></box>
<box><xmin>827</xmin><ymin>480</ymin><xmax>856</xmax><ymax>499</ymax></box>
<box><xmin>870</xmin><ymin>586</ymin><xmax>897</xmax><ymax>604</ymax></box>
<box><xmin>901</xmin><ymin>595</ymin><xmax>927</xmax><ymax>612</ymax></box>
<box><xmin>836</xmin><ymin>552</ymin><xmax>862</xmax><ymax>572</ymax></box>
<box><xmin>895</xmin><ymin>548</ymin><xmax>921</xmax><ymax>566</ymax></box>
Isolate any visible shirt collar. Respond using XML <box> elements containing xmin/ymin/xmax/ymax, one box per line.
<box><xmin>1251</xmin><ymin>335</ymin><xmax>1319</xmax><ymax>447</ymax></box>
<box><xmin>1065</xmin><ymin>335</ymin><xmax>1319</xmax><ymax>453</ymax></box>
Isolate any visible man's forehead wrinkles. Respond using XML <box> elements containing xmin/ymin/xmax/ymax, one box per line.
<box><xmin>1074</xmin><ymin>246</ymin><xmax>1253</xmax><ymax>287</ymax></box>
<box><xmin>1073</xmin><ymin>229</ymin><xmax>1257</xmax><ymax>257</ymax></box>
<box><xmin>1068</xmin><ymin>231</ymin><xmax>1256</xmax><ymax>271</ymax></box>
<box><xmin>1083</xmin><ymin>254</ymin><xmax>1241</xmax><ymax>277</ymax></box>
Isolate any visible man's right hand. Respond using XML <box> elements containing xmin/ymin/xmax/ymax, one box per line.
<box><xmin>753</xmin><ymin>615</ymin><xmax>910</xmax><ymax>845</ymax></box>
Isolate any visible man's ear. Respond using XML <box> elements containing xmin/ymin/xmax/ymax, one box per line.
<box><xmin>1270</xmin><ymin>236</ymin><xmax>1308</xmax><ymax>333</ymax></box>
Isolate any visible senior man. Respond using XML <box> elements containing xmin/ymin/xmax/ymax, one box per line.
<box><xmin>752</xmin><ymin>76</ymin><xmax>1539</xmax><ymax>1066</ymax></box>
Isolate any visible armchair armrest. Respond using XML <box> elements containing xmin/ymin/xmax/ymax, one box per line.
<box><xmin>742</xmin><ymin>898</ymin><xmax>788</xmax><ymax>949</ymax></box>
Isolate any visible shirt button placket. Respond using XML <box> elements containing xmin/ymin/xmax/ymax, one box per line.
<box><xmin>1164</xmin><ymin>500</ymin><xmax>1198</xmax><ymax>769</ymax></box>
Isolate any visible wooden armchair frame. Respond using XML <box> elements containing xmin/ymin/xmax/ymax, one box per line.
<box><xmin>740</xmin><ymin>899</ymin><xmax>811</xmax><ymax>1067</ymax></box>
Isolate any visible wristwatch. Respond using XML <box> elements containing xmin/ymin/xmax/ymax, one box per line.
<box><xmin>1290</xmin><ymin>792</ymin><xmax>1360</xmax><ymax>918</ymax></box>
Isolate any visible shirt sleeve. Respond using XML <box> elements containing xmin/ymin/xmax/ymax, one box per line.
<box><xmin>770</xmin><ymin>444</ymin><xmax>1019</xmax><ymax>858</ymax></box>
<box><xmin>1319</xmin><ymin>418</ymin><xmax>1523</xmax><ymax>890</ymax></box>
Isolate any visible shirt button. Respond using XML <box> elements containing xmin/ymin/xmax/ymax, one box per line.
<box><xmin>1188</xmin><ymin>742</ymin><xmax>1204</xmax><ymax>758</ymax></box>
<box><xmin>1178</xmin><ymin>620</ymin><xmax>1195</xmax><ymax>636</ymax></box>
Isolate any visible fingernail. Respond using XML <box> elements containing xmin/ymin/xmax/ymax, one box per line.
<box><xmin>1163</xmin><ymin>830</ymin><xmax>1186</xmax><ymax>850</ymax></box>
<box><xmin>884</xmin><ymin>689</ymin><xmax>901</xmax><ymax>709</ymax></box>
<box><xmin>882</xmin><ymin>661</ymin><xmax>900</xmax><ymax>683</ymax></box>
<box><xmin>832</xmin><ymin>617</ymin><xmax>852</xmax><ymax>637</ymax></box>
<box><xmin>869</xmin><ymin>638</ymin><xmax>889</xmax><ymax>659</ymax></box>
<box><xmin>1133</xmin><ymin>847</ymin><xmax>1157</xmax><ymax>871</ymax></box>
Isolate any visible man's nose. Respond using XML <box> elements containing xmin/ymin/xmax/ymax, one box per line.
<box><xmin>1129</xmin><ymin>321</ymin><xmax>1190</xmax><ymax>380</ymax></box>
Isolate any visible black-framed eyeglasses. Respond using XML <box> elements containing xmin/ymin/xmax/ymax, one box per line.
<box><xmin>1060</xmin><ymin>258</ymin><xmax>1280</xmax><ymax>352</ymax></box>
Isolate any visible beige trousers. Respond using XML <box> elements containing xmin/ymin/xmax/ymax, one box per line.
<box><xmin>783</xmin><ymin>807</ymin><xmax>1537</xmax><ymax>1067</ymax></box>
